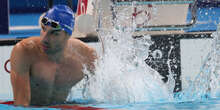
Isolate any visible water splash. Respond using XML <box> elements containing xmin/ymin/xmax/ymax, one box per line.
<box><xmin>82</xmin><ymin>27</ymin><xmax>172</xmax><ymax>104</ymax></box>
<box><xmin>67</xmin><ymin>2</ymin><xmax>220</xmax><ymax>105</ymax></box>
<box><xmin>174</xmin><ymin>25</ymin><xmax>220</xmax><ymax>102</ymax></box>
<box><xmin>68</xmin><ymin>1</ymin><xmax>172</xmax><ymax>104</ymax></box>
<box><xmin>67</xmin><ymin>1</ymin><xmax>178</xmax><ymax>104</ymax></box>
<box><xmin>200</xmin><ymin>26</ymin><xmax>220</xmax><ymax>98</ymax></box>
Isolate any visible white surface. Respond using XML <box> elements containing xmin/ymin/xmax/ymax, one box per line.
<box><xmin>76</xmin><ymin>14</ymin><xmax>96</xmax><ymax>34</ymax></box>
<box><xmin>181</xmin><ymin>38</ymin><xmax>213</xmax><ymax>90</ymax></box>
<box><xmin>114</xmin><ymin>4</ymin><xmax>189</xmax><ymax>26</ymax></box>
<box><xmin>0</xmin><ymin>46</ymin><xmax>13</xmax><ymax>100</ymax></box>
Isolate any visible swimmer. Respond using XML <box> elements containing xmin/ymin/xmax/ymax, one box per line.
<box><xmin>10</xmin><ymin>5</ymin><xmax>97</xmax><ymax>106</ymax></box>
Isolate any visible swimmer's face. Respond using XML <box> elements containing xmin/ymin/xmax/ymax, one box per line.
<box><xmin>40</xmin><ymin>24</ymin><xmax>69</xmax><ymax>54</ymax></box>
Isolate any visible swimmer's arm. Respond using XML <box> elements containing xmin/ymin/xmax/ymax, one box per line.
<box><xmin>86</xmin><ymin>48</ymin><xmax>97</xmax><ymax>74</ymax></box>
<box><xmin>10</xmin><ymin>43</ymin><xmax>31</xmax><ymax>107</ymax></box>
<box><xmin>70</xmin><ymin>38</ymin><xmax>97</xmax><ymax>74</ymax></box>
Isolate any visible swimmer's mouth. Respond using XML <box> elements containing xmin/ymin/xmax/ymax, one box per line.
<box><xmin>41</xmin><ymin>43</ymin><xmax>50</xmax><ymax>50</ymax></box>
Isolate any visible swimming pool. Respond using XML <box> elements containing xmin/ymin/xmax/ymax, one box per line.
<box><xmin>2</xmin><ymin>0</ymin><xmax>220</xmax><ymax>110</ymax></box>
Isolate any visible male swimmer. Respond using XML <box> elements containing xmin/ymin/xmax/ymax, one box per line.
<box><xmin>10</xmin><ymin>5</ymin><xmax>97</xmax><ymax>106</ymax></box>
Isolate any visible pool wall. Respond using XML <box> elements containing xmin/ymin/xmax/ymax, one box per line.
<box><xmin>0</xmin><ymin>46</ymin><xmax>13</xmax><ymax>100</ymax></box>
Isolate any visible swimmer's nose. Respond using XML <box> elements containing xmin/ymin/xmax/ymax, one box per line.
<box><xmin>42</xmin><ymin>34</ymin><xmax>49</xmax><ymax>46</ymax></box>
<box><xmin>41</xmin><ymin>26</ymin><xmax>53</xmax><ymax>44</ymax></box>
<box><xmin>41</xmin><ymin>31</ymin><xmax>49</xmax><ymax>42</ymax></box>
<box><xmin>41</xmin><ymin>25</ymin><xmax>51</xmax><ymax>36</ymax></box>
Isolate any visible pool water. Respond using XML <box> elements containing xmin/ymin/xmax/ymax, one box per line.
<box><xmin>2</xmin><ymin>96</ymin><xmax>220</xmax><ymax>110</ymax></box>
<box><xmin>0</xmin><ymin>104</ymin><xmax>58</xmax><ymax>110</ymax></box>
<box><xmin>92</xmin><ymin>98</ymin><xmax>220</xmax><ymax>110</ymax></box>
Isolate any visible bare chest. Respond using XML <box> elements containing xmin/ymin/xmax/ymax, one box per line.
<box><xmin>30</xmin><ymin>58</ymin><xmax>84</xmax><ymax>89</ymax></box>
<box><xmin>29</xmin><ymin>56</ymin><xmax>85</xmax><ymax>104</ymax></box>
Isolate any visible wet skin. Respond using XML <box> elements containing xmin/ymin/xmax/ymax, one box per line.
<box><xmin>10</xmin><ymin>25</ymin><xmax>97</xmax><ymax>106</ymax></box>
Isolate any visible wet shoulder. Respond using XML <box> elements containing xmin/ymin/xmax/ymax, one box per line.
<box><xmin>11</xmin><ymin>37</ymin><xmax>41</xmax><ymax>63</ymax></box>
<box><xmin>67</xmin><ymin>38</ymin><xmax>97</xmax><ymax>65</ymax></box>
<box><xmin>16</xmin><ymin>37</ymin><xmax>41</xmax><ymax>51</ymax></box>
<box><xmin>68</xmin><ymin>37</ymin><xmax>95</xmax><ymax>54</ymax></box>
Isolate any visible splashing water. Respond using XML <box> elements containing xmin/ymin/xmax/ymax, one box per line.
<box><xmin>67</xmin><ymin>6</ymin><xmax>173</xmax><ymax>104</ymax></box>
<box><xmin>173</xmin><ymin>25</ymin><xmax>220</xmax><ymax>102</ymax></box>
<box><xmin>82</xmin><ymin>28</ymin><xmax>173</xmax><ymax>104</ymax></box>
<box><xmin>67</xmin><ymin>2</ymin><xmax>220</xmax><ymax>105</ymax></box>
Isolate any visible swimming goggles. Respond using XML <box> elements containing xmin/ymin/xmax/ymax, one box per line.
<box><xmin>41</xmin><ymin>17</ymin><xmax>73</xmax><ymax>31</ymax></box>
<box><xmin>41</xmin><ymin>17</ymin><xmax>62</xmax><ymax>30</ymax></box>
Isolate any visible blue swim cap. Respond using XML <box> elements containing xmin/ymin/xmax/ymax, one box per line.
<box><xmin>44</xmin><ymin>5</ymin><xmax>75</xmax><ymax>35</ymax></box>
